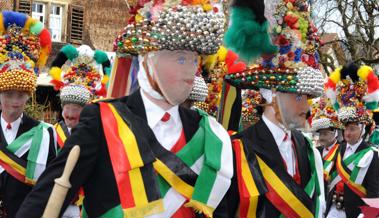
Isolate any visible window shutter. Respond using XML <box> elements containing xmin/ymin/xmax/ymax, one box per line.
<box><xmin>15</xmin><ymin>0</ymin><xmax>32</xmax><ymax>15</ymax></box>
<box><xmin>67</xmin><ymin>4</ymin><xmax>84</xmax><ymax>44</ymax></box>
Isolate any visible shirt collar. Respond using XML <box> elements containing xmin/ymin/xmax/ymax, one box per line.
<box><xmin>140</xmin><ymin>90</ymin><xmax>180</xmax><ymax>128</ymax></box>
<box><xmin>1</xmin><ymin>113</ymin><xmax>23</xmax><ymax>132</ymax></box>
<box><xmin>346</xmin><ymin>138</ymin><xmax>362</xmax><ymax>152</ymax></box>
<box><xmin>262</xmin><ymin>114</ymin><xmax>290</xmax><ymax>146</ymax></box>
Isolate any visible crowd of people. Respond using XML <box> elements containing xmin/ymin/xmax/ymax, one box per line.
<box><xmin>0</xmin><ymin>0</ymin><xmax>378</xmax><ymax>217</ymax></box>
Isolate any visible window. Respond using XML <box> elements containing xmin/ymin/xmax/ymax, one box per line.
<box><xmin>49</xmin><ymin>4</ymin><xmax>63</xmax><ymax>42</ymax></box>
<box><xmin>68</xmin><ymin>5</ymin><xmax>84</xmax><ymax>43</ymax></box>
<box><xmin>32</xmin><ymin>2</ymin><xmax>46</xmax><ymax>23</ymax></box>
<box><xmin>16</xmin><ymin>0</ymin><xmax>32</xmax><ymax>15</ymax></box>
<box><xmin>32</xmin><ymin>2</ymin><xmax>66</xmax><ymax>42</ymax></box>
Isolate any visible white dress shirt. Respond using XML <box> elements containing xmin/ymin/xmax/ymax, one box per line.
<box><xmin>141</xmin><ymin>90</ymin><xmax>183</xmax><ymax>151</ymax></box>
<box><xmin>344</xmin><ymin>139</ymin><xmax>362</xmax><ymax>160</ymax></box>
<box><xmin>262</xmin><ymin>114</ymin><xmax>296</xmax><ymax>176</ymax></box>
<box><xmin>1</xmin><ymin>113</ymin><xmax>23</xmax><ymax>145</ymax></box>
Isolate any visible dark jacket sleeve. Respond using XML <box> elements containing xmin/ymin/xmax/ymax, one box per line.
<box><xmin>16</xmin><ymin>104</ymin><xmax>102</xmax><ymax>218</ymax></box>
<box><xmin>365</xmin><ymin>151</ymin><xmax>379</xmax><ymax>198</ymax></box>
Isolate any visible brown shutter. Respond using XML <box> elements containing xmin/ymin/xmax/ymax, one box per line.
<box><xmin>67</xmin><ymin>4</ymin><xmax>84</xmax><ymax>44</ymax></box>
<box><xmin>15</xmin><ymin>0</ymin><xmax>32</xmax><ymax>15</ymax></box>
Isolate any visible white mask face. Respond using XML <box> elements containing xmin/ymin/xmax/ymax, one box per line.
<box><xmin>275</xmin><ymin>92</ymin><xmax>309</xmax><ymax>130</ymax></box>
<box><xmin>146</xmin><ymin>50</ymin><xmax>198</xmax><ymax>105</ymax></box>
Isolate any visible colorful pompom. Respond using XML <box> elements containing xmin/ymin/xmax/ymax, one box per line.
<box><xmin>0</xmin><ymin>14</ymin><xmax>4</xmax><ymax>35</ymax></box>
<box><xmin>224</xmin><ymin>7</ymin><xmax>277</xmax><ymax>63</ymax></box>
<box><xmin>357</xmin><ymin>65</ymin><xmax>373</xmax><ymax>81</ymax></box>
<box><xmin>329</xmin><ymin>67</ymin><xmax>341</xmax><ymax>84</ymax></box>
<box><xmin>61</xmin><ymin>44</ymin><xmax>79</xmax><ymax>61</ymax></box>
<box><xmin>94</xmin><ymin>50</ymin><xmax>109</xmax><ymax>64</ymax></box>
<box><xmin>30</xmin><ymin>21</ymin><xmax>44</xmax><ymax>35</ymax></box>
<box><xmin>2</xmin><ymin>11</ymin><xmax>27</xmax><ymax>29</ymax></box>
<box><xmin>23</xmin><ymin>17</ymin><xmax>36</xmax><ymax>33</ymax></box>
<box><xmin>49</xmin><ymin>67</ymin><xmax>62</xmax><ymax>81</ymax></box>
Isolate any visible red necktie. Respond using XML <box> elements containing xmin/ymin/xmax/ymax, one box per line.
<box><xmin>6</xmin><ymin>123</ymin><xmax>11</xmax><ymax>130</ymax></box>
<box><xmin>161</xmin><ymin>112</ymin><xmax>171</xmax><ymax>122</ymax></box>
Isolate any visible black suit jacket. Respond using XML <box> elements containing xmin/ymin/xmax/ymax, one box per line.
<box><xmin>16</xmin><ymin>91</ymin><xmax>229</xmax><ymax>218</ymax></box>
<box><xmin>325</xmin><ymin>141</ymin><xmax>379</xmax><ymax>218</ymax></box>
<box><xmin>0</xmin><ymin>113</ymin><xmax>56</xmax><ymax>218</ymax></box>
<box><xmin>222</xmin><ymin>120</ymin><xmax>314</xmax><ymax>217</ymax></box>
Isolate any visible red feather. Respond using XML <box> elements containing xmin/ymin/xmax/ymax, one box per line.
<box><xmin>50</xmin><ymin>80</ymin><xmax>64</xmax><ymax>91</ymax></box>
<box><xmin>367</xmin><ymin>73</ymin><xmax>379</xmax><ymax>93</ymax></box>
<box><xmin>95</xmin><ymin>84</ymin><xmax>107</xmax><ymax>97</ymax></box>
<box><xmin>225</xmin><ymin>50</ymin><xmax>246</xmax><ymax>73</ymax></box>
<box><xmin>325</xmin><ymin>79</ymin><xmax>336</xmax><ymax>90</ymax></box>
<box><xmin>39</xmin><ymin>29</ymin><xmax>52</xmax><ymax>50</ymax></box>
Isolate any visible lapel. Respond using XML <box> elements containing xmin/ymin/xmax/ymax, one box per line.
<box><xmin>16</xmin><ymin>113</ymin><xmax>39</xmax><ymax>138</ymax></box>
<box><xmin>0</xmin><ymin>113</ymin><xmax>39</xmax><ymax>147</ymax></box>
<box><xmin>292</xmin><ymin>130</ymin><xmax>311</xmax><ymax>187</ymax></box>
<box><xmin>59</xmin><ymin>120</ymin><xmax>70</xmax><ymax>137</ymax></box>
<box><xmin>0</xmin><ymin>122</ymin><xmax>7</xmax><ymax>147</ymax></box>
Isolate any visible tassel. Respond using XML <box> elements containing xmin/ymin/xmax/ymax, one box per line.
<box><xmin>185</xmin><ymin>200</ymin><xmax>214</xmax><ymax>218</ymax></box>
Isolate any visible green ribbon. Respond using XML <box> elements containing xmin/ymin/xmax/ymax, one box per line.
<box><xmin>6</xmin><ymin>122</ymin><xmax>50</xmax><ymax>181</ymax></box>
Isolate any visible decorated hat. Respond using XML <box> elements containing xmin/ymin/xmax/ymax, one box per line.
<box><xmin>310</xmin><ymin>97</ymin><xmax>343</xmax><ymax>132</ymax></box>
<box><xmin>325</xmin><ymin>64</ymin><xmax>379</xmax><ymax>124</ymax></box>
<box><xmin>0</xmin><ymin>11</ymin><xmax>52</xmax><ymax>94</ymax></box>
<box><xmin>224</xmin><ymin>0</ymin><xmax>324</xmax><ymax>98</ymax></box>
<box><xmin>241</xmin><ymin>89</ymin><xmax>263</xmax><ymax>124</ymax></box>
<box><xmin>113</xmin><ymin>0</ymin><xmax>226</xmax><ymax>56</ymax></box>
<box><xmin>49</xmin><ymin>44</ymin><xmax>111</xmax><ymax>106</ymax></box>
<box><xmin>194</xmin><ymin>46</ymin><xmax>246</xmax><ymax>117</ymax></box>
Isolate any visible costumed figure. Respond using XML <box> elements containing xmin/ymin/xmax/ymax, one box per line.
<box><xmin>222</xmin><ymin>0</ymin><xmax>327</xmax><ymax>217</ymax></box>
<box><xmin>50</xmin><ymin>44</ymin><xmax>110</xmax><ymax>149</ymax></box>
<box><xmin>49</xmin><ymin>44</ymin><xmax>110</xmax><ymax>218</ymax></box>
<box><xmin>368</xmin><ymin>109</ymin><xmax>379</xmax><ymax>147</ymax></box>
<box><xmin>324</xmin><ymin>64</ymin><xmax>379</xmax><ymax>218</ymax></box>
<box><xmin>0</xmin><ymin>11</ymin><xmax>56</xmax><ymax>218</ymax></box>
<box><xmin>310</xmin><ymin>96</ymin><xmax>343</xmax><ymax>169</ymax></box>
<box><xmin>16</xmin><ymin>0</ymin><xmax>233</xmax><ymax>217</ymax></box>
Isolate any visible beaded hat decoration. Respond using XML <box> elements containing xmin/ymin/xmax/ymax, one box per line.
<box><xmin>0</xmin><ymin>11</ymin><xmax>52</xmax><ymax>94</ymax></box>
<box><xmin>49</xmin><ymin>44</ymin><xmax>111</xmax><ymax>106</ymax></box>
<box><xmin>325</xmin><ymin>63</ymin><xmax>379</xmax><ymax>124</ymax></box>
<box><xmin>188</xmin><ymin>75</ymin><xmax>208</xmax><ymax>102</ymax></box>
<box><xmin>194</xmin><ymin>46</ymin><xmax>246</xmax><ymax>117</ymax></box>
<box><xmin>241</xmin><ymin>89</ymin><xmax>263</xmax><ymax>124</ymax></box>
<box><xmin>310</xmin><ymin>97</ymin><xmax>343</xmax><ymax>132</ymax></box>
<box><xmin>113</xmin><ymin>0</ymin><xmax>226</xmax><ymax>56</ymax></box>
<box><xmin>224</xmin><ymin>0</ymin><xmax>324</xmax><ymax>97</ymax></box>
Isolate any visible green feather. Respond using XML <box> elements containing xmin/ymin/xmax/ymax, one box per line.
<box><xmin>224</xmin><ymin>7</ymin><xmax>277</xmax><ymax>63</ymax></box>
<box><xmin>94</xmin><ymin>50</ymin><xmax>109</xmax><ymax>64</ymax></box>
<box><xmin>61</xmin><ymin>44</ymin><xmax>78</xmax><ymax>61</ymax></box>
